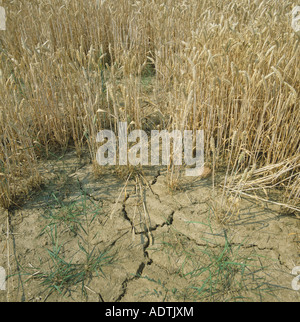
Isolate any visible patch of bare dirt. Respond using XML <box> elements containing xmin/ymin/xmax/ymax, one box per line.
<box><xmin>0</xmin><ymin>152</ymin><xmax>299</xmax><ymax>302</ymax></box>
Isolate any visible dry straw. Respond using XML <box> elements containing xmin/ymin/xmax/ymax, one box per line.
<box><xmin>0</xmin><ymin>0</ymin><xmax>298</xmax><ymax>214</ymax></box>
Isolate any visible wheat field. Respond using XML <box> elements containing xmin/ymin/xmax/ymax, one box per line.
<box><xmin>0</xmin><ymin>0</ymin><xmax>299</xmax><ymax>213</ymax></box>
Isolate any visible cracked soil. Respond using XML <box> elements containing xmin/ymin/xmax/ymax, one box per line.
<box><xmin>0</xmin><ymin>151</ymin><xmax>299</xmax><ymax>302</ymax></box>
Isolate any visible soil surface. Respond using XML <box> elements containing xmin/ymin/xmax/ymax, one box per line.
<box><xmin>0</xmin><ymin>151</ymin><xmax>299</xmax><ymax>302</ymax></box>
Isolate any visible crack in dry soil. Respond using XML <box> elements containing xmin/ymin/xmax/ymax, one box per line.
<box><xmin>114</xmin><ymin>179</ymin><xmax>176</xmax><ymax>301</ymax></box>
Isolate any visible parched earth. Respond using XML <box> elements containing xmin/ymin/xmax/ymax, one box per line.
<box><xmin>0</xmin><ymin>151</ymin><xmax>299</xmax><ymax>302</ymax></box>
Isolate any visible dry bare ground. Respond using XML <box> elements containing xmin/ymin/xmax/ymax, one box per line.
<box><xmin>0</xmin><ymin>151</ymin><xmax>299</xmax><ymax>302</ymax></box>
<box><xmin>0</xmin><ymin>0</ymin><xmax>299</xmax><ymax>302</ymax></box>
